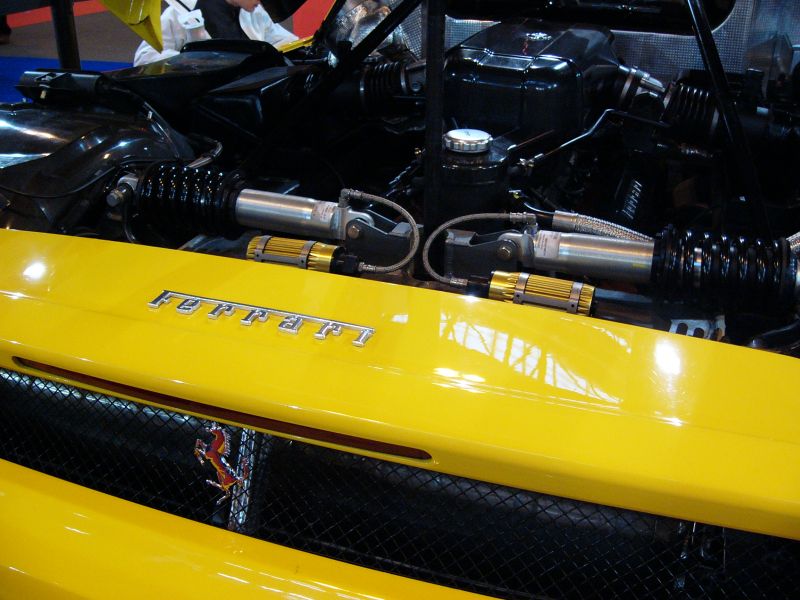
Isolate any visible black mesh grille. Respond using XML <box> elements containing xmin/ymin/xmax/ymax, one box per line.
<box><xmin>1</xmin><ymin>368</ymin><xmax>798</xmax><ymax>599</ymax></box>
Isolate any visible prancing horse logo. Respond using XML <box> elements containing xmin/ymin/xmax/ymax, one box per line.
<box><xmin>193</xmin><ymin>423</ymin><xmax>249</xmax><ymax>505</ymax></box>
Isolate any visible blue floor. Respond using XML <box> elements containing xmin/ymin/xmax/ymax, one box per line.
<box><xmin>0</xmin><ymin>57</ymin><xmax>131</xmax><ymax>103</ymax></box>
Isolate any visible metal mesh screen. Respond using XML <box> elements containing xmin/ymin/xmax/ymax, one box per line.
<box><xmin>1</xmin><ymin>368</ymin><xmax>798</xmax><ymax>599</ymax></box>
<box><xmin>394</xmin><ymin>0</ymin><xmax>800</xmax><ymax>86</ymax></box>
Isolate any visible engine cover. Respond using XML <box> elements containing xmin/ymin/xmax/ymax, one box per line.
<box><xmin>444</xmin><ymin>20</ymin><xmax>617</xmax><ymax>139</ymax></box>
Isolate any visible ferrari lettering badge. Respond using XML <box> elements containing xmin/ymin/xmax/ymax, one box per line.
<box><xmin>149</xmin><ymin>290</ymin><xmax>375</xmax><ymax>346</ymax></box>
<box><xmin>194</xmin><ymin>423</ymin><xmax>249</xmax><ymax>505</ymax></box>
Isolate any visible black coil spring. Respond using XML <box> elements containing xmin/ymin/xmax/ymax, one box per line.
<box><xmin>663</xmin><ymin>83</ymin><xmax>718</xmax><ymax>141</ymax></box>
<box><xmin>136</xmin><ymin>163</ymin><xmax>237</xmax><ymax>235</ymax></box>
<box><xmin>653</xmin><ymin>227</ymin><xmax>797</xmax><ymax>310</ymax></box>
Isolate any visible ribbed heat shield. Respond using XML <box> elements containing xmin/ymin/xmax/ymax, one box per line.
<box><xmin>394</xmin><ymin>0</ymin><xmax>800</xmax><ymax>83</ymax></box>
<box><xmin>1</xmin><ymin>368</ymin><xmax>799</xmax><ymax>599</ymax></box>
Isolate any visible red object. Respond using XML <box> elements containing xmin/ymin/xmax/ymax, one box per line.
<box><xmin>194</xmin><ymin>425</ymin><xmax>247</xmax><ymax>503</ymax></box>
<box><xmin>292</xmin><ymin>0</ymin><xmax>331</xmax><ymax>37</ymax></box>
<box><xmin>7</xmin><ymin>0</ymin><xmax>327</xmax><ymax>36</ymax></box>
<box><xmin>8</xmin><ymin>0</ymin><xmax>106</xmax><ymax>28</ymax></box>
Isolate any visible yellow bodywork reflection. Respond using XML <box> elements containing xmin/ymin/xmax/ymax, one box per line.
<box><xmin>97</xmin><ymin>0</ymin><xmax>315</xmax><ymax>53</ymax></box>
<box><xmin>99</xmin><ymin>0</ymin><xmax>163</xmax><ymax>51</ymax></box>
<box><xmin>0</xmin><ymin>460</ymin><xmax>482</xmax><ymax>599</ymax></box>
<box><xmin>277</xmin><ymin>35</ymin><xmax>315</xmax><ymax>52</ymax></box>
<box><xmin>0</xmin><ymin>229</ymin><xmax>798</xmax><ymax>542</ymax></box>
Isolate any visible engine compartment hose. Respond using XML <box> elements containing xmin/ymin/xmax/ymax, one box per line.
<box><xmin>684</xmin><ymin>0</ymin><xmax>770</xmax><ymax>237</ymax></box>
<box><xmin>652</xmin><ymin>227</ymin><xmax>798</xmax><ymax>311</ymax></box>
<box><xmin>186</xmin><ymin>138</ymin><xmax>223</xmax><ymax>169</ymax></box>
<box><xmin>663</xmin><ymin>82</ymin><xmax>719</xmax><ymax>141</ymax></box>
<box><xmin>551</xmin><ymin>211</ymin><xmax>652</xmax><ymax>242</ymax></box>
<box><xmin>339</xmin><ymin>189</ymin><xmax>420</xmax><ymax>274</ymax></box>
<box><xmin>422</xmin><ymin>212</ymin><xmax>537</xmax><ymax>288</ymax></box>
<box><xmin>747</xmin><ymin>319</ymin><xmax>800</xmax><ymax>352</ymax></box>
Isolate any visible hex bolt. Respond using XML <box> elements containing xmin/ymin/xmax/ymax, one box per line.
<box><xmin>106</xmin><ymin>183</ymin><xmax>134</xmax><ymax>207</ymax></box>
<box><xmin>496</xmin><ymin>243</ymin><xmax>515</xmax><ymax>261</ymax></box>
<box><xmin>347</xmin><ymin>222</ymin><xmax>363</xmax><ymax>240</ymax></box>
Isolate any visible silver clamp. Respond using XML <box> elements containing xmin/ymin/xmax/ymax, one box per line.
<box><xmin>251</xmin><ymin>235</ymin><xmax>272</xmax><ymax>262</ymax></box>
<box><xmin>512</xmin><ymin>272</ymin><xmax>531</xmax><ymax>305</ymax></box>
<box><xmin>567</xmin><ymin>281</ymin><xmax>582</xmax><ymax>314</ymax></box>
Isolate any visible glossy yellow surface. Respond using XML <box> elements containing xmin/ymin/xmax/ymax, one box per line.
<box><xmin>99</xmin><ymin>0</ymin><xmax>314</xmax><ymax>53</ymax></box>
<box><xmin>100</xmin><ymin>0</ymin><xmax>163</xmax><ymax>51</ymax></box>
<box><xmin>277</xmin><ymin>35</ymin><xmax>316</xmax><ymax>52</ymax></box>
<box><xmin>0</xmin><ymin>460</ymin><xmax>482</xmax><ymax>599</ymax></box>
<box><xmin>0</xmin><ymin>229</ymin><xmax>798</xmax><ymax>545</ymax></box>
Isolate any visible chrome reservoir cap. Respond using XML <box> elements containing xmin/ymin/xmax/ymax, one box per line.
<box><xmin>444</xmin><ymin>128</ymin><xmax>492</xmax><ymax>154</ymax></box>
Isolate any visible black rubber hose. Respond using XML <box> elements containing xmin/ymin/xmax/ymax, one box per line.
<box><xmin>747</xmin><ymin>320</ymin><xmax>800</xmax><ymax>352</ymax></box>
<box><xmin>294</xmin><ymin>0</ymin><xmax>422</xmax><ymax>110</ymax></box>
<box><xmin>684</xmin><ymin>0</ymin><xmax>771</xmax><ymax>237</ymax></box>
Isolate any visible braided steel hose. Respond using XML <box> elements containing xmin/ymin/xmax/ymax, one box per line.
<box><xmin>552</xmin><ymin>211</ymin><xmax>652</xmax><ymax>242</ymax></box>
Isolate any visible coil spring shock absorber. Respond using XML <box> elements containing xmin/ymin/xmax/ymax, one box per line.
<box><xmin>652</xmin><ymin>227</ymin><xmax>798</xmax><ymax>311</ymax></box>
<box><xmin>136</xmin><ymin>162</ymin><xmax>240</xmax><ymax>235</ymax></box>
<box><xmin>663</xmin><ymin>82</ymin><xmax>718</xmax><ymax>142</ymax></box>
<box><xmin>132</xmin><ymin>162</ymin><xmax>376</xmax><ymax>240</ymax></box>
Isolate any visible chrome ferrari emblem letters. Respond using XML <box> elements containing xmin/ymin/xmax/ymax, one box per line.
<box><xmin>149</xmin><ymin>290</ymin><xmax>375</xmax><ymax>346</ymax></box>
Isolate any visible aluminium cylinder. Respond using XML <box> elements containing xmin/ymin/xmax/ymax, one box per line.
<box><xmin>235</xmin><ymin>189</ymin><xmax>374</xmax><ymax>240</ymax></box>
<box><xmin>531</xmin><ymin>230</ymin><xmax>654</xmax><ymax>283</ymax></box>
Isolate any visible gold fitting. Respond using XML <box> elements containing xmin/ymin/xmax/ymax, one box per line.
<box><xmin>489</xmin><ymin>271</ymin><xmax>595</xmax><ymax>316</ymax></box>
<box><xmin>246</xmin><ymin>235</ymin><xmax>269</xmax><ymax>261</ymax></box>
<box><xmin>307</xmin><ymin>242</ymin><xmax>339</xmax><ymax>273</ymax></box>
<box><xmin>247</xmin><ymin>235</ymin><xmax>339</xmax><ymax>272</ymax></box>
<box><xmin>576</xmin><ymin>283</ymin><xmax>595</xmax><ymax>316</ymax></box>
<box><xmin>489</xmin><ymin>271</ymin><xmax>521</xmax><ymax>302</ymax></box>
<box><xmin>522</xmin><ymin>274</ymin><xmax>595</xmax><ymax>316</ymax></box>
<box><xmin>259</xmin><ymin>236</ymin><xmax>308</xmax><ymax>261</ymax></box>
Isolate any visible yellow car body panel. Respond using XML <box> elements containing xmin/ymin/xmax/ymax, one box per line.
<box><xmin>99</xmin><ymin>0</ymin><xmax>163</xmax><ymax>51</ymax></box>
<box><xmin>0</xmin><ymin>459</ymin><xmax>482</xmax><ymax>599</ymax></box>
<box><xmin>0</xmin><ymin>228</ymin><xmax>798</xmax><ymax>544</ymax></box>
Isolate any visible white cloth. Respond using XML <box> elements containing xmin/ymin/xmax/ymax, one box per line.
<box><xmin>134</xmin><ymin>3</ymin><xmax>298</xmax><ymax>66</ymax></box>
